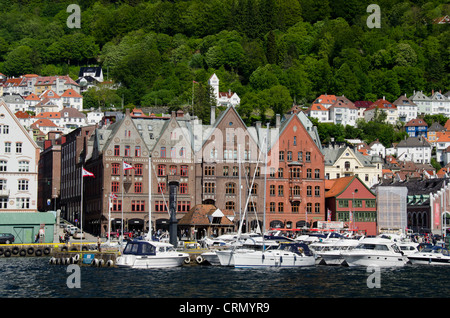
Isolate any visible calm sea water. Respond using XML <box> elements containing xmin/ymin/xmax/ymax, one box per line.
<box><xmin>1</xmin><ymin>257</ymin><xmax>450</xmax><ymax>301</ymax></box>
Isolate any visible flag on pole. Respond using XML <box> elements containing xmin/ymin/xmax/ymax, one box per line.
<box><xmin>123</xmin><ymin>161</ymin><xmax>133</xmax><ymax>171</ymax></box>
<box><xmin>193</xmin><ymin>80</ymin><xmax>198</xmax><ymax>84</ymax></box>
<box><xmin>110</xmin><ymin>193</ymin><xmax>118</xmax><ymax>200</ymax></box>
<box><xmin>82</xmin><ymin>168</ymin><xmax>95</xmax><ymax>177</ymax></box>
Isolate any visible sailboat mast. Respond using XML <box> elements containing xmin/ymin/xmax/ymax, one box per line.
<box><xmin>263</xmin><ymin>124</ymin><xmax>269</xmax><ymax>250</ymax></box>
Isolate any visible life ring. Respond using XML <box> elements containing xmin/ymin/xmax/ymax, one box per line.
<box><xmin>19</xmin><ymin>249</ymin><xmax>26</xmax><ymax>257</ymax></box>
<box><xmin>196</xmin><ymin>255</ymin><xmax>204</xmax><ymax>264</ymax></box>
<box><xmin>35</xmin><ymin>249</ymin><xmax>42</xmax><ymax>257</ymax></box>
<box><xmin>27</xmin><ymin>247</ymin><xmax>35</xmax><ymax>255</ymax></box>
<box><xmin>184</xmin><ymin>257</ymin><xmax>191</xmax><ymax>264</ymax></box>
<box><xmin>43</xmin><ymin>247</ymin><xmax>51</xmax><ymax>255</ymax></box>
<box><xmin>12</xmin><ymin>246</ymin><xmax>19</xmax><ymax>255</ymax></box>
<box><xmin>4</xmin><ymin>249</ymin><xmax>11</xmax><ymax>257</ymax></box>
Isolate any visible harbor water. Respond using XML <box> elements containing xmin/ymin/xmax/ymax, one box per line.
<box><xmin>1</xmin><ymin>257</ymin><xmax>450</xmax><ymax>299</ymax></box>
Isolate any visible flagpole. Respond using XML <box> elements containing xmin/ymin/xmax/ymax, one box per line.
<box><xmin>121</xmin><ymin>158</ymin><xmax>124</xmax><ymax>244</ymax></box>
<box><xmin>108</xmin><ymin>194</ymin><xmax>111</xmax><ymax>245</ymax></box>
<box><xmin>80</xmin><ymin>166</ymin><xmax>83</xmax><ymax>252</ymax></box>
<box><xmin>147</xmin><ymin>156</ymin><xmax>152</xmax><ymax>241</ymax></box>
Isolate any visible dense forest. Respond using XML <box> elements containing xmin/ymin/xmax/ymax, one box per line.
<box><xmin>0</xmin><ymin>0</ymin><xmax>448</xmax><ymax>127</ymax></box>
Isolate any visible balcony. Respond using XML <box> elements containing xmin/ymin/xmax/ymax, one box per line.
<box><xmin>0</xmin><ymin>188</ymin><xmax>9</xmax><ymax>197</ymax></box>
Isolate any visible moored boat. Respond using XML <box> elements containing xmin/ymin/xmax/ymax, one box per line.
<box><xmin>408</xmin><ymin>246</ymin><xmax>450</xmax><ymax>265</ymax></box>
<box><xmin>116</xmin><ymin>240</ymin><xmax>189</xmax><ymax>268</ymax></box>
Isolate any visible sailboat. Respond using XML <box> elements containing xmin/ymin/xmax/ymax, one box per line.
<box><xmin>116</xmin><ymin>157</ymin><xmax>189</xmax><ymax>268</ymax></box>
<box><xmin>231</xmin><ymin>124</ymin><xmax>315</xmax><ymax>268</ymax></box>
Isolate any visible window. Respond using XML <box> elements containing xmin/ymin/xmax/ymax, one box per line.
<box><xmin>366</xmin><ymin>200</ymin><xmax>376</xmax><ymax>208</ymax></box>
<box><xmin>16</xmin><ymin>198</ymin><xmax>30</xmax><ymax>209</ymax></box>
<box><xmin>18</xmin><ymin>180</ymin><xmax>28</xmax><ymax>191</ymax></box>
<box><xmin>180</xmin><ymin>165</ymin><xmax>188</xmax><ymax>177</ymax></box>
<box><xmin>278</xmin><ymin>168</ymin><xmax>283</xmax><ymax>178</ymax></box>
<box><xmin>179</xmin><ymin>147</ymin><xmax>186</xmax><ymax>158</ymax></box>
<box><xmin>225</xmin><ymin>201</ymin><xmax>235</xmax><ymax>211</ymax></box>
<box><xmin>223</xmin><ymin>166</ymin><xmax>229</xmax><ymax>176</ymax></box>
<box><xmin>177</xmin><ymin>201</ymin><xmax>190</xmax><ymax>212</ymax></box>
<box><xmin>171</xmin><ymin>147</ymin><xmax>176</xmax><ymax>158</ymax></box>
<box><xmin>306</xmin><ymin>169</ymin><xmax>312</xmax><ymax>179</ymax></box>
<box><xmin>338</xmin><ymin>200</ymin><xmax>349</xmax><ymax>208</ymax></box>
<box><xmin>293</xmin><ymin>136</ymin><xmax>297</xmax><ymax>146</ymax></box>
<box><xmin>292</xmin><ymin>201</ymin><xmax>300</xmax><ymax>213</ymax></box>
<box><xmin>306</xmin><ymin>203</ymin><xmax>312</xmax><ymax>213</ymax></box>
<box><xmin>15</xmin><ymin>142</ymin><xmax>22</xmax><ymax>153</ymax></box>
<box><xmin>204</xmin><ymin>182</ymin><xmax>215</xmax><ymax>194</ymax></box>
<box><xmin>232</xmin><ymin>166</ymin><xmax>239</xmax><ymax>177</ymax></box>
<box><xmin>354</xmin><ymin>199</ymin><xmax>363</xmax><ymax>208</ymax></box>
<box><xmin>287</xmin><ymin>151</ymin><xmax>292</xmax><ymax>161</ymax></box>
<box><xmin>278</xmin><ymin>185</ymin><xmax>284</xmax><ymax>196</ymax></box>
<box><xmin>306</xmin><ymin>152</ymin><xmax>311</xmax><ymax>162</ymax></box>
<box><xmin>0</xmin><ymin>198</ymin><xmax>6</xmax><ymax>209</ymax></box>
<box><xmin>269</xmin><ymin>202</ymin><xmax>275</xmax><ymax>213</ymax></box>
<box><xmin>112</xmin><ymin>200</ymin><xmax>122</xmax><ymax>212</ymax></box>
<box><xmin>169</xmin><ymin>165</ymin><xmax>177</xmax><ymax>175</ymax></box>
<box><xmin>0</xmin><ymin>160</ymin><xmax>6</xmax><ymax>172</ymax></box>
<box><xmin>290</xmin><ymin>168</ymin><xmax>301</xmax><ymax>178</ymax></box>
<box><xmin>114</xmin><ymin>145</ymin><xmax>120</xmax><ymax>156</ymax></box>
<box><xmin>315</xmin><ymin>169</ymin><xmax>320</xmax><ymax>179</ymax></box>
<box><xmin>270</xmin><ymin>185</ymin><xmax>275</xmax><ymax>196</ymax></box>
<box><xmin>180</xmin><ymin>183</ymin><xmax>188</xmax><ymax>194</ymax></box>
<box><xmin>226</xmin><ymin>183</ymin><xmax>236</xmax><ymax>194</ymax></box>
<box><xmin>298</xmin><ymin>151</ymin><xmax>303</xmax><ymax>162</ymax></box>
<box><xmin>292</xmin><ymin>186</ymin><xmax>301</xmax><ymax>197</ymax></box>
<box><xmin>270</xmin><ymin>168</ymin><xmax>275</xmax><ymax>178</ymax></box>
<box><xmin>131</xmin><ymin>200</ymin><xmax>145</xmax><ymax>212</ymax></box>
<box><xmin>307</xmin><ymin>186</ymin><xmax>312</xmax><ymax>196</ymax></box>
<box><xmin>135</xmin><ymin>146</ymin><xmax>141</xmax><ymax>157</ymax></box>
<box><xmin>155</xmin><ymin>201</ymin><xmax>167</xmax><ymax>212</ymax></box>
<box><xmin>251</xmin><ymin>184</ymin><xmax>258</xmax><ymax>195</ymax></box>
<box><xmin>315</xmin><ymin>186</ymin><xmax>320</xmax><ymax>196</ymax></box>
<box><xmin>135</xmin><ymin>164</ymin><xmax>143</xmax><ymax>176</ymax></box>
<box><xmin>160</xmin><ymin>147</ymin><xmax>166</xmax><ymax>158</ymax></box>
<box><xmin>18</xmin><ymin>161</ymin><xmax>29</xmax><ymax>172</ymax></box>
<box><xmin>124</xmin><ymin>145</ymin><xmax>131</xmax><ymax>157</ymax></box>
<box><xmin>1</xmin><ymin>125</ymin><xmax>9</xmax><ymax>134</ymax></box>
<box><xmin>134</xmin><ymin>182</ymin><xmax>142</xmax><ymax>193</ymax></box>
<box><xmin>0</xmin><ymin>179</ymin><xmax>6</xmax><ymax>190</ymax></box>
<box><xmin>278</xmin><ymin>202</ymin><xmax>284</xmax><ymax>213</ymax></box>
<box><xmin>279</xmin><ymin>151</ymin><xmax>284</xmax><ymax>161</ymax></box>
<box><xmin>111</xmin><ymin>182</ymin><xmax>119</xmax><ymax>193</ymax></box>
<box><xmin>157</xmin><ymin>165</ymin><xmax>166</xmax><ymax>176</ymax></box>
<box><xmin>111</xmin><ymin>163</ymin><xmax>120</xmax><ymax>175</ymax></box>
<box><xmin>4</xmin><ymin>142</ymin><xmax>11</xmax><ymax>153</ymax></box>
<box><xmin>158</xmin><ymin>183</ymin><xmax>166</xmax><ymax>194</ymax></box>
<box><xmin>255</xmin><ymin>167</ymin><xmax>260</xmax><ymax>177</ymax></box>
<box><xmin>204</xmin><ymin>166</ymin><xmax>215</xmax><ymax>176</ymax></box>
<box><xmin>315</xmin><ymin>203</ymin><xmax>320</xmax><ymax>214</ymax></box>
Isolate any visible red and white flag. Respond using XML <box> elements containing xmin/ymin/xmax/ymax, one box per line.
<box><xmin>82</xmin><ymin>168</ymin><xmax>94</xmax><ymax>178</ymax></box>
<box><xmin>110</xmin><ymin>193</ymin><xmax>118</xmax><ymax>200</ymax></box>
<box><xmin>123</xmin><ymin>161</ymin><xmax>133</xmax><ymax>171</ymax></box>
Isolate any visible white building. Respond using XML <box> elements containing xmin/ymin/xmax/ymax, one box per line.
<box><xmin>430</xmin><ymin>91</ymin><xmax>450</xmax><ymax>117</ymax></box>
<box><xmin>328</xmin><ymin>96</ymin><xmax>358</xmax><ymax>126</ymax></box>
<box><xmin>409</xmin><ymin>91</ymin><xmax>431</xmax><ymax>115</ymax></box>
<box><xmin>395</xmin><ymin>136</ymin><xmax>432</xmax><ymax>164</ymax></box>
<box><xmin>393</xmin><ymin>95</ymin><xmax>418</xmax><ymax>124</ymax></box>
<box><xmin>208</xmin><ymin>73</ymin><xmax>240</xmax><ymax>107</ymax></box>
<box><xmin>0</xmin><ymin>101</ymin><xmax>39</xmax><ymax>212</ymax></box>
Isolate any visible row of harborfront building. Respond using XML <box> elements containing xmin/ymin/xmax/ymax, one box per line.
<box><xmin>1</xmin><ymin>87</ymin><xmax>449</xmax><ymax>240</ymax></box>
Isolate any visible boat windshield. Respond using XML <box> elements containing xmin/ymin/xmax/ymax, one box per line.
<box><xmin>123</xmin><ymin>241</ymin><xmax>156</xmax><ymax>255</ymax></box>
<box><xmin>356</xmin><ymin>243</ymin><xmax>391</xmax><ymax>251</ymax></box>
<box><xmin>422</xmin><ymin>247</ymin><xmax>450</xmax><ymax>255</ymax></box>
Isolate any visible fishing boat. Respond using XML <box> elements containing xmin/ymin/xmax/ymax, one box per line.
<box><xmin>407</xmin><ymin>246</ymin><xmax>450</xmax><ymax>265</ymax></box>
<box><xmin>340</xmin><ymin>237</ymin><xmax>408</xmax><ymax>267</ymax></box>
<box><xmin>116</xmin><ymin>240</ymin><xmax>189</xmax><ymax>268</ymax></box>
<box><xmin>233</xmin><ymin>243</ymin><xmax>315</xmax><ymax>268</ymax></box>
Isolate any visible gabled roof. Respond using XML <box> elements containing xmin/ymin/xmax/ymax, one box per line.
<box><xmin>178</xmin><ymin>204</ymin><xmax>234</xmax><ymax>226</ymax></box>
<box><xmin>366</xmin><ymin>99</ymin><xmax>396</xmax><ymax>111</ymax></box>
<box><xmin>40</xmin><ymin>90</ymin><xmax>60</xmax><ymax>99</ymax></box>
<box><xmin>396</xmin><ymin>136</ymin><xmax>431</xmax><ymax>148</ymax></box>
<box><xmin>393</xmin><ymin>95</ymin><xmax>417</xmax><ymax>107</ymax></box>
<box><xmin>325</xmin><ymin>175</ymin><xmax>375</xmax><ymax>198</ymax></box>
<box><xmin>31</xmin><ymin>118</ymin><xmax>58</xmax><ymax>128</ymax></box>
<box><xmin>24</xmin><ymin>93</ymin><xmax>40</xmax><ymax>101</ymax></box>
<box><xmin>405</xmin><ymin>118</ymin><xmax>427</xmax><ymax>127</ymax></box>
<box><xmin>61</xmin><ymin>88</ymin><xmax>82</xmax><ymax>98</ymax></box>
<box><xmin>35</xmin><ymin>112</ymin><xmax>61</xmax><ymax>119</ymax></box>
<box><xmin>329</xmin><ymin>95</ymin><xmax>357</xmax><ymax>110</ymax></box>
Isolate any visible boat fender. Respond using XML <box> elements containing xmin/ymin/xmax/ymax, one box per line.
<box><xmin>262</xmin><ymin>254</ymin><xmax>265</xmax><ymax>260</ymax></box>
<box><xmin>92</xmin><ymin>259</ymin><xmax>98</xmax><ymax>266</ymax></box>
<box><xmin>98</xmin><ymin>259</ymin><xmax>104</xmax><ymax>267</ymax></box>
<box><xmin>4</xmin><ymin>249</ymin><xmax>11</xmax><ymax>257</ymax></box>
<box><xmin>69</xmin><ymin>257</ymin><xmax>75</xmax><ymax>264</ymax></box>
<box><xmin>74</xmin><ymin>254</ymin><xmax>80</xmax><ymax>262</ymax></box>
<box><xmin>280</xmin><ymin>256</ymin><xmax>283</xmax><ymax>263</ymax></box>
<box><xmin>0</xmin><ymin>247</ymin><xmax>4</xmax><ymax>256</ymax></box>
<box><xmin>184</xmin><ymin>257</ymin><xmax>191</xmax><ymax>264</ymax></box>
<box><xmin>19</xmin><ymin>249</ymin><xmax>26</xmax><ymax>257</ymax></box>
<box><xmin>106</xmin><ymin>260</ymin><xmax>114</xmax><ymax>267</ymax></box>
<box><xmin>35</xmin><ymin>249</ymin><xmax>42</xmax><ymax>257</ymax></box>
<box><xmin>294</xmin><ymin>255</ymin><xmax>297</xmax><ymax>262</ymax></box>
<box><xmin>12</xmin><ymin>246</ymin><xmax>19</xmax><ymax>255</ymax></box>
<box><xmin>43</xmin><ymin>247</ymin><xmax>51</xmax><ymax>255</ymax></box>
<box><xmin>27</xmin><ymin>247</ymin><xmax>35</xmax><ymax>255</ymax></box>
<box><xmin>66</xmin><ymin>258</ymin><xmax>71</xmax><ymax>265</ymax></box>
<box><xmin>49</xmin><ymin>257</ymin><xmax>55</xmax><ymax>264</ymax></box>
<box><xmin>196</xmin><ymin>255</ymin><xmax>204</xmax><ymax>264</ymax></box>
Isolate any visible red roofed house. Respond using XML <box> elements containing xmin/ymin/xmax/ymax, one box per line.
<box><xmin>306</xmin><ymin>94</ymin><xmax>337</xmax><ymax>123</ymax></box>
<box><xmin>30</xmin><ymin>118</ymin><xmax>61</xmax><ymax>136</ymax></box>
<box><xmin>364</xmin><ymin>98</ymin><xmax>398</xmax><ymax>125</ymax></box>
<box><xmin>61</xmin><ymin>88</ymin><xmax>83</xmax><ymax>111</ymax></box>
<box><xmin>325</xmin><ymin>175</ymin><xmax>377</xmax><ymax>236</ymax></box>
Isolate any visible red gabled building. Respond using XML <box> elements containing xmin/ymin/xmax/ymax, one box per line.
<box><xmin>325</xmin><ymin>175</ymin><xmax>377</xmax><ymax>236</ymax></box>
<box><xmin>266</xmin><ymin>113</ymin><xmax>325</xmax><ymax>230</ymax></box>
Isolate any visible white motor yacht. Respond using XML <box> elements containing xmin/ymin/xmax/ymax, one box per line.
<box><xmin>341</xmin><ymin>237</ymin><xmax>408</xmax><ymax>267</ymax></box>
<box><xmin>316</xmin><ymin>238</ymin><xmax>361</xmax><ymax>266</ymax></box>
<box><xmin>408</xmin><ymin>246</ymin><xmax>450</xmax><ymax>265</ymax></box>
<box><xmin>233</xmin><ymin>243</ymin><xmax>315</xmax><ymax>268</ymax></box>
<box><xmin>116</xmin><ymin>240</ymin><xmax>189</xmax><ymax>268</ymax></box>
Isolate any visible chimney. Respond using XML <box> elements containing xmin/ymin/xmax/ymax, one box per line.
<box><xmin>210</xmin><ymin>105</ymin><xmax>216</xmax><ymax>125</ymax></box>
<box><xmin>276</xmin><ymin>114</ymin><xmax>281</xmax><ymax>129</ymax></box>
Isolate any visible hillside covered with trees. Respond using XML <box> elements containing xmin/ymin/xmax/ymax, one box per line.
<box><xmin>0</xmin><ymin>0</ymin><xmax>448</xmax><ymax>127</ymax></box>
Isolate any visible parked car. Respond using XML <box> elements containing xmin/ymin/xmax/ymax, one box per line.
<box><xmin>73</xmin><ymin>231</ymin><xmax>86</xmax><ymax>239</ymax></box>
<box><xmin>0</xmin><ymin>233</ymin><xmax>15</xmax><ymax>244</ymax></box>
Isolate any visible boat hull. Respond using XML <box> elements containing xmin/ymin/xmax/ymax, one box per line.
<box><xmin>408</xmin><ymin>255</ymin><xmax>450</xmax><ymax>265</ymax></box>
<box><xmin>319</xmin><ymin>252</ymin><xmax>346</xmax><ymax>266</ymax></box>
<box><xmin>233</xmin><ymin>251</ymin><xmax>315</xmax><ymax>268</ymax></box>
<box><xmin>201</xmin><ymin>252</ymin><xmax>221</xmax><ymax>265</ymax></box>
<box><xmin>341</xmin><ymin>252</ymin><xmax>408</xmax><ymax>267</ymax></box>
<box><xmin>116</xmin><ymin>254</ymin><xmax>188</xmax><ymax>268</ymax></box>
